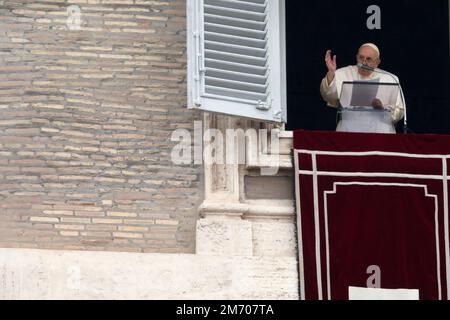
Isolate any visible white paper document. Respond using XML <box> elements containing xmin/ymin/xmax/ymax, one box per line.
<box><xmin>340</xmin><ymin>81</ymin><xmax>400</xmax><ymax>109</ymax></box>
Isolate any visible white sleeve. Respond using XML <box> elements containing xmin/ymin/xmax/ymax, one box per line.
<box><xmin>385</xmin><ymin>74</ymin><xmax>405</xmax><ymax>123</ymax></box>
<box><xmin>390</xmin><ymin>89</ymin><xmax>405</xmax><ymax>124</ymax></box>
<box><xmin>320</xmin><ymin>75</ymin><xmax>339</xmax><ymax>108</ymax></box>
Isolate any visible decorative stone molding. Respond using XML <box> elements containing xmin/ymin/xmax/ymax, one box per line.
<box><xmin>197</xmin><ymin>113</ymin><xmax>296</xmax><ymax>258</ymax></box>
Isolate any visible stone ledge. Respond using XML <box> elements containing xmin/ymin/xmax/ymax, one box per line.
<box><xmin>199</xmin><ymin>200</ymin><xmax>295</xmax><ymax>220</ymax></box>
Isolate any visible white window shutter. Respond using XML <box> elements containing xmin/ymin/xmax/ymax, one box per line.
<box><xmin>187</xmin><ymin>0</ymin><xmax>286</xmax><ymax>123</ymax></box>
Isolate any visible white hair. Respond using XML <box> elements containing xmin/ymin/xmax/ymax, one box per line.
<box><xmin>359</xmin><ymin>43</ymin><xmax>380</xmax><ymax>59</ymax></box>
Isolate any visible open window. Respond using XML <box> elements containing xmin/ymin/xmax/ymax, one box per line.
<box><xmin>187</xmin><ymin>0</ymin><xmax>287</xmax><ymax>123</ymax></box>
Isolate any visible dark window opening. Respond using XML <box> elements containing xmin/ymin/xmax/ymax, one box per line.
<box><xmin>286</xmin><ymin>1</ymin><xmax>450</xmax><ymax>134</ymax></box>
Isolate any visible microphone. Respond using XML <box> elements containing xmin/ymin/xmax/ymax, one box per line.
<box><xmin>357</xmin><ymin>63</ymin><xmax>408</xmax><ymax>134</ymax></box>
<box><xmin>357</xmin><ymin>63</ymin><xmax>376</xmax><ymax>72</ymax></box>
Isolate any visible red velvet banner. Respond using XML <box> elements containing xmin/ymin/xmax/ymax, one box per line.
<box><xmin>293</xmin><ymin>130</ymin><xmax>450</xmax><ymax>300</ymax></box>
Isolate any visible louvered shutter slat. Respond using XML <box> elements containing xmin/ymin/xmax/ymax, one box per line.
<box><xmin>204</xmin><ymin>22</ymin><xmax>266</xmax><ymax>40</ymax></box>
<box><xmin>207</xmin><ymin>0</ymin><xmax>266</xmax><ymax>13</ymax></box>
<box><xmin>204</xmin><ymin>5</ymin><xmax>265</xmax><ymax>22</ymax></box>
<box><xmin>203</xmin><ymin>0</ymin><xmax>269</xmax><ymax>103</ymax></box>
<box><xmin>240</xmin><ymin>0</ymin><xmax>266</xmax><ymax>4</ymax></box>
<box><xmin>205</xmin><ymin>58</ymin><xmax>267</xmax><ymax>76</ymax></box>
<box><xmin>204</xmin><ymin>13</ymin><xmax>266</xmax><ymax>31</ymax></box>
<box><xmin>206</xmin><ymin>68</ymin><xmax>267</xmax><ymax>84</ymax></box>
<box><xmin>205</xmin><ymin>41</ymin><xmax>266</xmax><ymax>58</ymax></box>
<box><xmin>205</xmin><ymin>50</ymin><xmax>266</xmax><ymax>67</ymax></box>
<box><xmin>205</xmin><ymin>86</ymin><xmax>267</xmax><ymax>101</ymax></box>
<box><xmin>205</xmin><ymin>32</ymin><xmax>266</xmax><ymax>49</ymax></box>
<box><xmin>205</xmin><ymin>76</ymin><xmax>267</xmax><ymax>93</ymax></box>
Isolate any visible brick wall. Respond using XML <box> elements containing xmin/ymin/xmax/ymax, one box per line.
<box><xmin>0</xmin><ymin>0</ymin><xmax>203</xmax><ymax>253</ymax></box>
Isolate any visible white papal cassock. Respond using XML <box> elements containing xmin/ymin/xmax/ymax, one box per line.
<box><xmin>320</xmin><ymin>65</ymin><xmax>405</xmax><ymax>132</ymax></box>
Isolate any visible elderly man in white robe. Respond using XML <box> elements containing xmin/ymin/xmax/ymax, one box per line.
<box><xmin>320</xmin><ymin>43</ymin><xmax>405</xmax><ymax>133</ymax></box>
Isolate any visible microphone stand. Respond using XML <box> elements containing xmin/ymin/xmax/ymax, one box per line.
<box><xmin>358</xmin><ymin>64</ymin><xmax>408</xmax><ymax>134</ymax></box>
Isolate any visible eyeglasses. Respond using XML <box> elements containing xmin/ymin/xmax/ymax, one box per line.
<box><xmin>356</xmin><ymin>54</ymin><xmax>378</xmax><ymax>64</ymax></box>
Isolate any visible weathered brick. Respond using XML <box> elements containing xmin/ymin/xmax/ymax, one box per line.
<box><xmin>59</xmin><ymin>231</ymin><xmax>79</xmax><ymax>237</ymax></box>
<box><xmin>30</xmin><ymin>216</ymin><xmax>59</xmax><ymax>223</ymax></box>
<box><xmin>92</xmin><ymin>218</ymin><xmax>123</xmax><ymax>224</ymax></box>
<box><xmin>13</xmin><ymin>159</ymin><xmax>44</xmax><ymax>166</ymax></box>
<box><xmin>0</xmin><ymin>0</ymin><xmax>201</xmax><ymax>254</ymax></box>
<box><xmin>155</xmin><ymin>219</ymin><xmax>179</xmax><ymax>226</ymax></box>
<box><xmin>123</xmin><ymin>219</ymin><xmax>155</xmax><ymax>225</ymax></box>
<box><xmin>94</xmin><ymin>177</ymin><xmax>126</xmax><ymax>183</ymax></box>
<box><xmin>55</xmin><ymin>224</ymin><xmax>85</xmax><ymax>231</ymax></box>
<box><xmin>113</xmin><ymin>232</ymin><xmax>143</xmax><ymax>239</ymax></box>
<box><xmin>86</xmin><ymin>225</ymin><xmax>117</xmax><ymax>231</ymax></box>
<box><xmin>43</xmin><ymin>210</ymin><xmax>74</xmax><ymax>216</ymax></box>
<box><xmin>80</xmin><ymin>46</ymin><xmax>113</xmax><ymax>51</ymax></box>
<box><xmin>99</xmin><ymin>54</ymin><xmax>133</xmax><ymax>60</ymax></box>
<box><xmin>105</xmin><ymin>21</ymin><xmax>138</xmax><ymax>27</ymax></box>
<box><xmin>80</xmin><ymin>231</ymin><xmax>112</xmax><ymax>237</ymax></box>
<box><xmin>60</xmin><ymin>217</ymin><xmax>91</xmax><ymax>224</ymax></box>
<box><xmin>74</xmin><ymin>211</ymin><xmax>105</xmax><ymax>217</ymax></box>
<box><xmin>65</xmin><ymin>52</ymin><xmax>98</xmax><ymax>58</ymax></box>
<box><xmin>118</xmin><ymin>226</ymin><xmax>148</xmax><ymax>232</ymax></box>
<box><xmin>0</xmin><ymin>119</ymin><xmax>32</xmax><ymax>126</ymax></box>
<box><xmin>107</xmin><ymin>211</ymin><xmax>137</xmax><ymax>217</ymax></box>
<box><xmin>114</xmin><ymin>191</ymin><xmax>149</xmax><ymax>201</ymax></box>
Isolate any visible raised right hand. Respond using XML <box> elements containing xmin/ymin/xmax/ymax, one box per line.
<box><xmin>325</xmin><ymin>49</ymin><xmax>337</xmax><ymax>73</ymax></box>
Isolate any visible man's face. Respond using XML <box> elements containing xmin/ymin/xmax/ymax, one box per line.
<box><xmin>356</xmin><ymin>46</ymin><xmax>381</xmax><ymax>76</ymax></box>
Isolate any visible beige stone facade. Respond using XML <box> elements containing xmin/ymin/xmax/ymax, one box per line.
<box><xmin>0</xmin><ymin>0</ymin><xmax>299</xmax><ymax>299</ymax></box>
